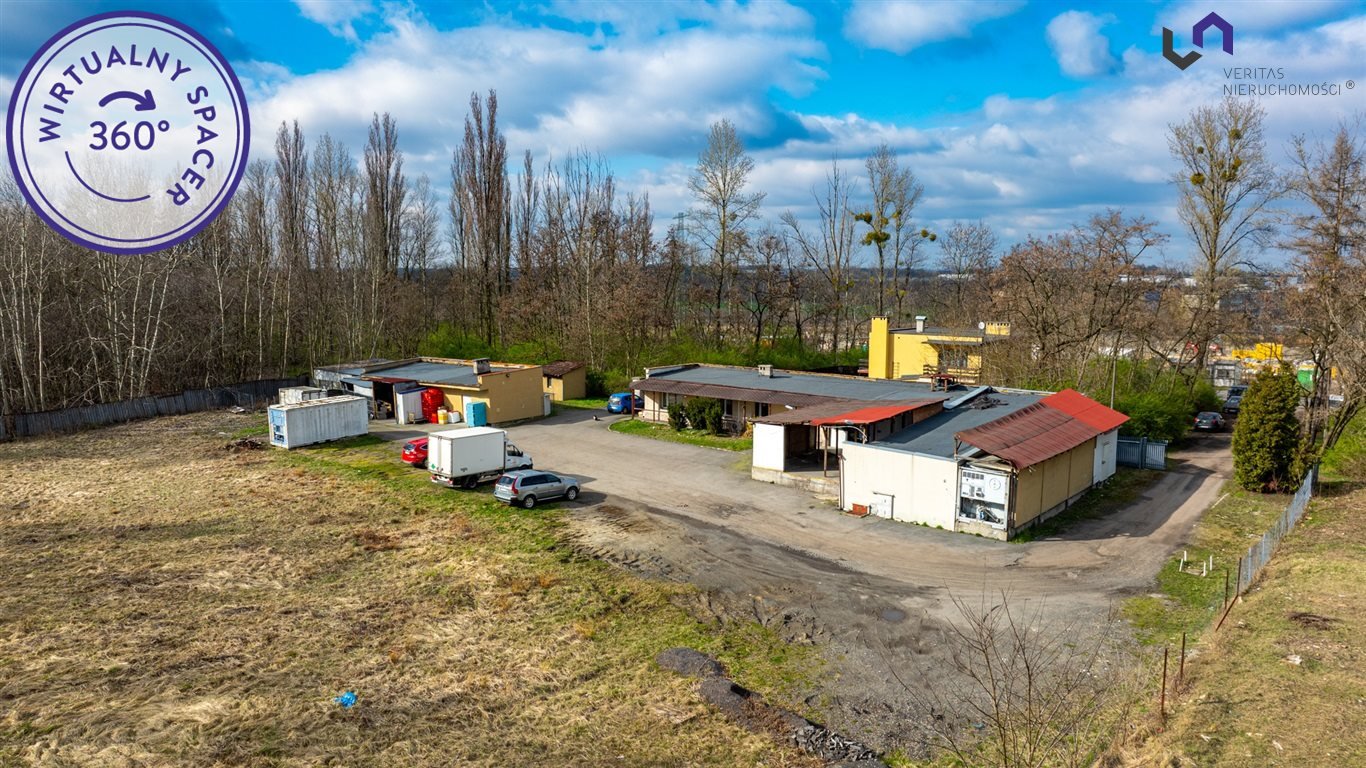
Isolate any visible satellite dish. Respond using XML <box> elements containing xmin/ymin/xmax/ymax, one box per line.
<box><xmin>978</xmin><ymin>321</ymin><xmax>986</xmax><ymax>330</ymax></box>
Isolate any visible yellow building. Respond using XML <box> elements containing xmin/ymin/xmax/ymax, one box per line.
<box><xmin>1229</xmin><ymin>342</ymin><xmax>1284</xmax><ymax>361</ymax></box>
<box><xmin>866</xmin><ymin>316</ymin><xmax>1009</xmax><ymax>383</ymax></box>
<box><xmin>329</xmin><ymin>357</ymin><xmax>546</xmax><ymax>424</ymax></box>
<box><xmin>541</xmin><ymin>361</ymin><xmax>587</xmax><ymax>401</ymax></box>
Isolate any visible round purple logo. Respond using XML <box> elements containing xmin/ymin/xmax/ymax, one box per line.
<box><xmin>5</xmin><ymin>11</ymin><xmax>249</xmax><ymax>254</ymax></box>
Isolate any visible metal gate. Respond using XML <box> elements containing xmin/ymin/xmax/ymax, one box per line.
<box><xmin>1116</xmin><ymin>436</ymin><xmax>1167</xmax><ymax>470</ymax></box>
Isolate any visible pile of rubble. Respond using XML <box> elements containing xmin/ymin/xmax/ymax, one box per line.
<box><xmin>656</xmin><ymin>647</ymin><xmax>885</xmax><ymax>768</ymax></box>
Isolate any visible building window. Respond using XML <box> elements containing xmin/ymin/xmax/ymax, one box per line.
<box><xmin>722</xmin><ymin>400</ymin><xmax>734</xmax><ymax>417</ymax></box>
<box><xmin>755</xmin><ymin>402</ymin><xmax>769</xmax><ymax>418</ymax></box>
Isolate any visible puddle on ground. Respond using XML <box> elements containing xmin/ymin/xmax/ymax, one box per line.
<box><xmin>879</xmin><ymin>608</ymin><xmax>907</xmax><ymax>623</ymax></box>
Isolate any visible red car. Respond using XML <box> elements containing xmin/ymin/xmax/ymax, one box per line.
<box><xmin>401</xmin><ymin>437</ymin><xmax>429</xmax><ymax>467</ymax></box>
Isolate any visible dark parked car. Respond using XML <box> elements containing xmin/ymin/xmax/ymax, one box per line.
<box><xmin>1194</xmin><ymin>411</ymin><xmax>1226</xmax><ymax>431</ymax></box>
<box><xmin>493</xmin><ymin>470</ymin><xmax>580</xmax><ymax>509</ymax></box>
<box><xmin>606</xmin><ymin>392</ymin><xmax>643</xmax><ymax>414</ymax></box>
<box><xmin>401</xmin><ymin>437</ymin><xmax>429</xmax><ymax>467</ymax></box>
<box><xmin>1222</xmin><ymin>395</ymin><xmax>1242</xmax><ymax>415</ymax></box>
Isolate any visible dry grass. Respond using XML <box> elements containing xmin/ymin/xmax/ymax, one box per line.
<box><xmin>0</xmin><ymin>413</ymin><xmax>819</xmax><ymax>767</ymax></box>
<box><xmin>1118</xmin><ymin>480</ymin><xmax>1366</xmax><ymax>767</ymax></box>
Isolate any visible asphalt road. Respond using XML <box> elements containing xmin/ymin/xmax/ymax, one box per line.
<box><xmin>374</xmin><ymin>409</ymin><xmax>1234</xmax><ymax>752</ymax></box>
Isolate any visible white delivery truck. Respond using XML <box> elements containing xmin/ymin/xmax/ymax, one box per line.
<box><xmin>268</xmin><ymin>395</ymin><xmax>369</xmax><ymax>449</ymax></box>
<box><xmin>428</xmin><ymin>427</ymin><xmax>533</xmax><ymax>489</ymax></box>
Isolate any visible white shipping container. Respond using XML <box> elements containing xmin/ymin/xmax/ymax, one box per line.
<box><xmin>268</xmin><ymin>395</ymin><xmax>369</xmax><ymax>449</ymax></box>
<box><xmin>279</xmin><ymin>386</ymin><xmax>326</xmax><ymax>404</ymax></box>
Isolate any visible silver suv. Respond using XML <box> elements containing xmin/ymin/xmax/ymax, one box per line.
<box><xmin>493</xmin><ymin>470</ymin><xmax>580</xmax><ymax>509</ymax></box>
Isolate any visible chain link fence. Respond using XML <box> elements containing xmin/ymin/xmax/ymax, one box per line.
<box><xmin>3</xmin><ymin>376</ymin><xmax>308</xmax><ymax>440</ymax></box>
<box><xmin>1234</xmin><ymin>466</ymin><xmax>1316</xmax><ymax>596</ymax></box>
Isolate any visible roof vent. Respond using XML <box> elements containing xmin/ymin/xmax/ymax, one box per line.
<box><xmin>473</xmin><ymin>358</ymin><xmax>492</xmax><ymax>375</ymax></box>
<box><xmin>758</xmin><ymin>364</ymin><xmax>774</xmax><ymax>378</ymax></box>
<box><xmin>914</xmin><ymin>315</ymin><xmax>927</xmax><ymax>333</ymax></box>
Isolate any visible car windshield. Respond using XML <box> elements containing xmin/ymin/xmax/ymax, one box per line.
<box><xmin>403</xmin><ymin>442</ymin><xmax>415</xmax><ymax>451</ymax></box>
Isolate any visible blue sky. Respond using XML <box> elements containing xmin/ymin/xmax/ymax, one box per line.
<box><xmin>3</xmin><ymin>0</ymin><xmax>1364</xmax><ymax>265</ymax></box>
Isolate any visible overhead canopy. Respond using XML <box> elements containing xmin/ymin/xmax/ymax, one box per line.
<box><xmin>809</xmin><ymin>402</ymin><xmax>934</xmax><ymax>426</ymax></box>
<box><xmin>955</xmin><ymin>389</ymin><xmax>1127</xmax><ymax>470</ymax></box>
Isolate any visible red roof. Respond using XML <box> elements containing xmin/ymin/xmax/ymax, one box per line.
<box><xmin>955</xmin><ymin>389</ymin><xmax>1127</xmax><ymax>469</ymax></box>
<box><xmin>809</xmin><ymin>401</ymin><xmax>933</xmax><ymax>426</ymax></box>
<box><xmin>1041</xmin><ymin>389</ymin><xmax>1129</xmax><ymax>432</ymax></box>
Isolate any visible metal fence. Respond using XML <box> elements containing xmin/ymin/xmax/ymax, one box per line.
<box><xmin>5</xmin><ymin>376</ymin><xmax>308</xmax><ymax>439</ymax></box>
<box><xmin>1117</xmin><ymin>436</ymin><xmax>1168</xmax><ymax>470</ymax></box>
<box><xmin>1234</xmin><ymin>467</ymin><xmax>1316</xmax><ymax>596</ymax></box>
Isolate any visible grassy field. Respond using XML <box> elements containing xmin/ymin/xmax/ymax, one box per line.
<box><xmin>1119</xmin><ymin>416</ymin><xmax>1366</xmax><ymax>766</ymax></box>
<box><xmin>1127</xmin><ymin>480</ymin><xmax>1366</xmax><ymax>766</ymax></box>
<box><xmin>554</xmin><ymin>397</ymin><xmax>608</xmax><ymax>411</ymax></box>
<box><xmin>0</xmin><ymin>413</ymin><xmax>817</xmax><ymax>767</ymax></box>
<box><xmin>1122</xmin><ymin>484</ymin><xmax>1289</xmax><ymax>645</ymax></box>
<box><xmin>609</xmin><ymin>419</ymin><xmax>753</xmax><ymax>452</ymax></box>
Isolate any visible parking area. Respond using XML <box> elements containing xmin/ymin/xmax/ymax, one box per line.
<box><xmin>368</xmin><ymin>408</ymin><xmax>1233</xmax><ymax>750</ymax></box>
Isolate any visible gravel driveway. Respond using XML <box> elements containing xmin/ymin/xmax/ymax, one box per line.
<box><xmin>380</xmin><ymin>409</ymin><xmax>1232</xmax><ymax>753</ymax></box>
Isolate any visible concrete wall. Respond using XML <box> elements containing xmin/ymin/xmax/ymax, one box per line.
<box><xmin>753</xmin><ymin>423</ymin><xmax>786</xmax><ymax>471</ymax></box>
<box><xmin>841</xmin><ymin>443</ymin><xmax>958</xmax><ymax>529</ymax></box>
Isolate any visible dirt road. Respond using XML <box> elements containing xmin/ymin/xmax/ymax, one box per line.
<box><xmin>379</xmin><ymin>412</ymin><xmax>1233</xmax><ymax>752</ymax></box>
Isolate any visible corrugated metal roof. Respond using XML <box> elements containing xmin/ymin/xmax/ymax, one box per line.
<box><xmin>631</xmin><ymin>377</ymin><xmax>836</xmax><ymax>409</ymax></box>
<box><xmin>1041</xmin><ymin>389</ymin><xmax>1129</xmax><ymax>432</ymax></box>
<box><xmin>638</xmin><ymin>364</ymin><xmax>938</xmax><ymax>402</ymax></box>
<box><xmin>542</xmin><ymin>361</ymin><xmax>584</xmax><ymax>378</ymax></box>
<box><xmin>954</xmin><ymin>389</ymin><xmax>1123</xmax><ymax>469</ymax></box>
<box><xmin>809</xmin><ymin>402</ymin><xmax>933</xmax><ymax>426</ymax></box>
<box><xmin>368</xmin><ymin>360</ymin><xmax>482</xmax><ymax>388</ymax></box>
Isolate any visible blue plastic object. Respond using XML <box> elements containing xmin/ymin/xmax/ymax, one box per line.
<box><xmin>464</xmin><ymin>400</ymin><xmax>487</xmax><ymax>427</ymax></box>
<box><xmin>334</xmin><ymin>691</ymin><xmax>357</xmax><ymax>708</ymax></box>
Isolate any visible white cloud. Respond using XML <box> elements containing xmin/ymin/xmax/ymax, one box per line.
<box><xmin>1158</xmin><ymin>0</ymin><xmax>1354</xmax><ymax>35</ymax></box>
<box><xmin>548</xmin><ymin>0</ymin><xmax>812</xmax><ymax>37</ymax></box>
<box><xmin>844</xmin><ymin>0</ymin><xmax>1024</xmax><ymax>55</ymax></box>
<box><xmin>251</xmin><ymin>6</ymin><xmax>824</xmax><ymax>188</ymax></box>
<box><xmin>294</xmin><ymin>0</ymin><xmax>374</xmax><ymax>40</ymax></box>
<box><xmin>1046</xmin><ymin>11</ymin><xmax>1119</xmax><ymax>78</ymax></box>
<box><xmin>237</xmin><ymin>5</ymin><xmax>1362</xmax><ymax>263</ymax></box>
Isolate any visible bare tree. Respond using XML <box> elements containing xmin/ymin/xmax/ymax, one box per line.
<box><xmin>689</xmin><ymin>119</ymin><xmax>764</xmax><ymax>342</ymax></box>
<box><xmin>363</xmin><ymin>112</ymin><xmax>406</xmax><ymax>353</ymax></box>
<box><xmin>1285</xmin><ymin>121</ymin><xmax>1366</xmax><ymax>452</ymax></box>
<box><xmin>274</xmin><ymin>120</ymin><xmax>309</xmax><ymax>373</ymax></box>
<box><xmin>859</xmin><ymin>144</ymin><xmax>927</xmax><ymax>318</ymax></box>
<box><xmin>937</xmin><ymin>221</ymin><xmax>997</xmax><ymax>326</ymax></box>
<box><xmin>996</xmin><ymin>212</ymin><xmax>1162</xmax><ymax>386</ymax></box>
<box><xmin>903</xmin><ymin>592</ymin><xmax>1136</xmax><ymax>768</ymax></box>
<box><xmin>784</xmin><ymin>159</ymin><xmax>858</xmax><ymax>354</ymax></box>
<box><xmin>450</xmin><ymin>90</ymin><xmax>510</xmax><ymax>345</ymax></box>
<box><xmin>1168</xmin><ymin>98</ymin><xmax>1281</xmax><ymax>382</ymax></box>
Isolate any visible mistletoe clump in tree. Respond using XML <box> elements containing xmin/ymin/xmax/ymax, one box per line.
<box><xmin>1232</xmin><ymin>365</ymin><xmax>1304</xmax><ymax>492</ymax></box>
